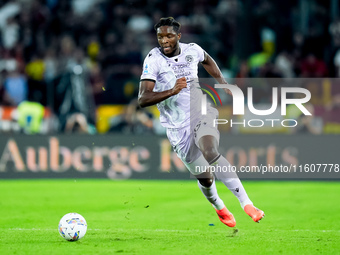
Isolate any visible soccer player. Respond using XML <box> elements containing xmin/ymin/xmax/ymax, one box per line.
<box><xmin>138</xmin><ymin>17</ymin><xmax>264</xmax><ymax>227</ymax></box>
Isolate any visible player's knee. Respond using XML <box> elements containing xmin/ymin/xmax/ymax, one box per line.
<box><xmin>202</xmin><ymin>146</ymin><xmax>219</xmax><ymax>164</ymax></box>
<box><xmin>198</xmin><ymin>178</ymin><xmax>213</xmax><ymax>187</ymax></box>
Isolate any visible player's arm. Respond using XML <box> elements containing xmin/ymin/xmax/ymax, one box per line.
<box><xmin>138</xmin><ymin>78</ymin><xmax>187</xmax><ymax>108</ymax></box>
<box><xmin>201</xmin><ymin>52</ymin><xmax>232</xmax><ymax>95</ymax></box>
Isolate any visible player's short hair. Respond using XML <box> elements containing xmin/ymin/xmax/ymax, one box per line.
<box><xmin>154</xmin><ymin>17</ymin><xmax>181</xmax><ymax>34</ymax></box>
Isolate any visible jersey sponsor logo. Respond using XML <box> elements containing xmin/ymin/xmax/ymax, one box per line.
<box><xmin>185</xmin><ymin>55</ymin><xmax>193</xmax><ymax>63</ymax></box>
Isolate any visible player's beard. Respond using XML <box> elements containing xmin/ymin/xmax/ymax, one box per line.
<box><xmin>162</xmin><ymin>44</ymin><xmax>179</xmax><ymax>57</ymax></box>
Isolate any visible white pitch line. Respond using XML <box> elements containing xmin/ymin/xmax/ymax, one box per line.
<box><xmin>4</xmin><ymin>228</ymin><xmax>199</xmax><ymax>232</ymax></box>
<box><xmin>4</xmin><ymin>228</ymin><xmax>102</xmax><ymax>231</ymax></box>
<box><xmin>3</xmin><ymin>228</ymin><xmax>340</xmax><ymax>233</ymax></box>
<box><xmin>290</xmin><ymin>229</ymin><xmax>340</xmax><ymax>233</ymax></box>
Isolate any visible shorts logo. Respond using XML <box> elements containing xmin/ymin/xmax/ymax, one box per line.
<box><xmin>185</xmin><ymin>55</ymin><xmax>193</xmax><ymax>63</ymax></box>
<box><xmin>193</xmin><ymin>121</ymin><xmax>201</xmax><ymax>138</ymax></box>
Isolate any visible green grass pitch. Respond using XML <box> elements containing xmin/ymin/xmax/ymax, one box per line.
<box><xmin>0</xmin><ymin>179</ymin><xmax>339</xmax><ymax>255</ymax></box>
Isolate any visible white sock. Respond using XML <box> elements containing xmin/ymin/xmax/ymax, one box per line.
<box><xmin>197</xmin><ymin>180</ymin><xmax>225</xmax><ymax>210</ymax></box>
<box><xmin>212</xmin><ymin>155</ymin><xmax>253</xmax><ymax>209</ymax></box>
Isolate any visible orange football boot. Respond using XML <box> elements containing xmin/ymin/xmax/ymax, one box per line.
<box><xmin>244</xmin><ymin>204</ymin><xmax>265</xmax><ymax>222</ymax></box>
<box><xmin>214</xmin><ymin>206</ymin><xmax>236</xmax><ymax>227</ymax></box>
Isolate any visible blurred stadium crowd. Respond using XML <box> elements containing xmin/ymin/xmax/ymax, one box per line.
<box><xmin>0</xmin><ymin>0</ymin><xmax>340</xmax><ymax>134</ymax></box>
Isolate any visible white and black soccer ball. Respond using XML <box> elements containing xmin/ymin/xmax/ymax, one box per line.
<box><xmin>58</xmin><ymin>213</ymin><xmax>87</xmax><ymax>241</ymax></box>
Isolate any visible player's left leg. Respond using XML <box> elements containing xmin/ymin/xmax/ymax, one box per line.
<box><xmin>198</xmin><ymin>135</ymin><xmax>264</xmax><ymax>222</ymax></box>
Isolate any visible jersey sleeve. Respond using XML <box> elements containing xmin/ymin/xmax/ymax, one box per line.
<box><xmin>191</xmin><ymin>43</ymin><xmax>205</xmax><ymax>63</ymax></box>
<box><xmin>140</xmin><ymin>53</ymin><xmax>159</xmax><ymax>81</ymax></box>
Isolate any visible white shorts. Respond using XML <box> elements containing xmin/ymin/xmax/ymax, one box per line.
<box><xmin>166</xmin><ymin>108</ymin><xmax>220</xmax><ymax>175</ymax></box>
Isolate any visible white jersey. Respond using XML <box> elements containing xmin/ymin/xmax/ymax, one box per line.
<box><xmin>140</xmin><ymin>42</ymin><xmax>211</xmax><ymax>128</ymax></box>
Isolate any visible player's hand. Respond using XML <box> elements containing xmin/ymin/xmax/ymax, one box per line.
<box><xmin>223</xmin><ymin>84</ymin><xmax>238</xmax><ymax>96</ymax></box>
<box><xmin>171</xmin><ymin>77</ymin><xmax>187</xmax><ymax>95</ymax></box>
<box><xmin>223</xmin><ymin>88</ymin><xmax>232</xmax><ymax>96</ymax></box>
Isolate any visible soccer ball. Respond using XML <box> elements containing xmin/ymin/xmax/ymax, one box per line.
<box><xmin>58</xmin><ymin>213</ymin><xmax>87</xmax><ymax>241</ymax></box>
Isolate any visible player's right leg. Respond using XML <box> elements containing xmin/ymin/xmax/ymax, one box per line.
<box><xmin>185</xmin><ymin>155</ymin><xmax>236</xmax><ymax>228</ymax></box>
<box><xmin>166</xmin><ymin>127</ymin><xmax>235</xmax><ymax>227</ymax></box>
<box><xmin>209</xmin><ymin>152</ymin><xmax>265</xmax><ymax>222</ymax></box>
